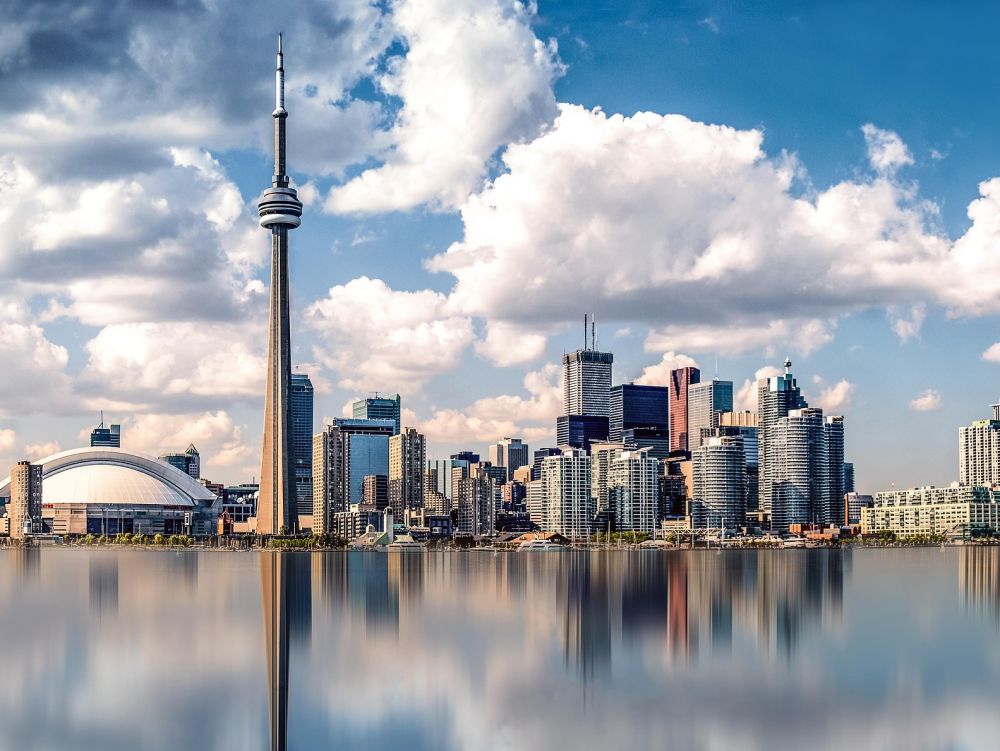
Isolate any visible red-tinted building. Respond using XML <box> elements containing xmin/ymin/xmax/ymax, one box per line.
<box><xmin>669</xmin><ymin>366</ymin><xmax>701</xmax><ymax>452</ymax></box>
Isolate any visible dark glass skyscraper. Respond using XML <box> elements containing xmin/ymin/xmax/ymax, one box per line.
<box><xmin>290</xmin><ymin>373</ymin><xmax>314</xmax><ymax>518</ymax></box>
<box><xmin>557</xmin><ymin>415</ymin><xmax>610</xmax><ymax>453</ymax></box>
<box><xmin>609</xmin><ymin>384</ymin><xmax>669</xmax><ymax>440</ymax></box>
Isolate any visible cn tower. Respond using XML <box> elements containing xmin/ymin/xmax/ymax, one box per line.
<box><xmin>256</xmin><ymin>34</ymin><xmax>302</xmax><ymax>536</ymax></box>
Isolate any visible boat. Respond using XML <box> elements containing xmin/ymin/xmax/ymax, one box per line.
<box><xmin>387</xmin><ymin>534</ymin><xmax>425</xmax><ymax>551</ymax></box>
<box><xmin>518</xmin><ymin>538</ymin><xmax>566</xmax><ymax>552</ymax></box>
<box><xmin>782</xmin><ymin>538</ymin><xmax>806</xmax><ymax>549</ymax></box>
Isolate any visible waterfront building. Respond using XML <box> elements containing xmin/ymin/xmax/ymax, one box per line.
<box><xmin>330</xmin><ymin>504</ymin><xmax>383</xmax><ymax>541</ymax></box>
<box><xmin>687</xmin><ymin>379</ymin><xmax>734</xmax><ymax>450</ymax></box>
<box><xmin>959</xmin><ymin>403</ymin><xmax>1000</xmax><ymax>486</ymax></box>
<box><xmin>531</xmin><ymin>448</ymin><xmax>562</xmax><ymax>481</ymax></box>
<box><xmin>556</xmin><ymin>414</ymin><xmax>610</xmax><ymax>453</ymax></box>
<box><xmin>311</xmin><ymin>419</ymin><xmax>393</xmax><ymax>533</ymax></box>
<box><xmin>159</xmin><ymin>444</ymin><xmax>201</xmax><ymax>480</ymax></box>
<box><xmin>562</xmin><ymin>320</ymin><xmax>613</xmax><ymax>417</ymax></box>
<box><xmin>610</xmin><ymin>384</ymin><xmax>669</xmax><ymax>440</ymax></box>
<box><xmin>257</xmin><ymin>36</ymin><xmax>304</xmax><ymax>535</ymax></box>
<box><xmin>90</xmin><ymin>419</ymin><xmax>121</xmax><ymax>448</ymax></box>
<box><xmin>669</xmin><ymin>366</ymin><xmax>701</xmax><ymax>452</ymax></box>
<box><xmin>825</xmin><ymin>415</ymin><xmax>845</xmax><ymax>520</ymax></box>
<box><xmin>540</xmin><ymin>448</ymin><xmax>593</xmax><ymax>540</ymax></box>
<box><xmin>456</xmin><ymin>466</ymin><xmax>494</xmax><ymax>536</ymax></box>
<box><xmin>862</xmin><ymin>485</ymin><xmax>1000</xmax><ymax>537</ymax></box>
<box><xmin>526</xmin><ymin>479</ymin><xmax>545</xmax><ymax>529</ymax></box>
<box><xmin>488</xmin><ymin>437</ymin><xmax>529</xmax><ymax>482</ymax></box>
<box><xmin>590</xmin><ymin>441</ymin><xmax>625</xmax><ymax>516</ymax></box>
<box><xmin>757</xmin><ymin>359</ymin><xmax>808</xmax><ymax>516</ymax></box>
<box><xmin>423</xmin><ymin>465</ymin><xmax>450</xmax><ymax>513</ymax></box>
<box><xmin>352</xmin><ymin>393</ymin><xmax>402</xmax><ymax>435</ymax></box>
<box><xmin>389</xmin><ymin>427</ymin><xmax>425</xmax><ymax>515</ymax></box>
<box><xmin>703</xmin><ymin>423</ymin><xmax>758</xmax><ymax>513</ymax></box>
<box><xmin>7</xmin><ymin>461</ymin><xmax>42</xmax><ymax>538</ymax></box>
<box><xmin>608</xmin><ymin>449</ymin><xmax>658</xmax><ymax>533</ymax></box>
<box><xmin>691</xmin><ymin>436</ymin><xmax>745</xmax><ymax>529</ymax></box>
<box><xmin>769</xmin><ymin>408</ymin><xmax>830</xmax><ymax>532</ymax></box>
<box><xmin>0</xmin><ymin>448</ymin><xmax>218</xmax><ymax>536</ymax></box>
<box><xmin>290</xmin><ymin>373</ymin><xmax>314</xmax><ymax>518</ymax></box>
<box><xmin>222</xmin><ymin>483</ymin><xmax>258</xmax><ymax>524</ymax></box>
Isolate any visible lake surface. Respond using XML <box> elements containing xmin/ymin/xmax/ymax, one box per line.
<box><xmin>1</xmin><ymin>547</ymin><xmax>998</xmax><ymax>750</ymax></box>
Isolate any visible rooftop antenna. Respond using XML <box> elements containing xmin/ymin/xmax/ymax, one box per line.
<box><xmin>591</xmin><ymin>315</ymin><xmax>596</xmax><ymax>351</ymax></box>
<box><xmin>784</xmin><ymin>357</ymin><xmax>792</xmax><ymax>375</ymax></box>
<box><xmin>583</xmin><ymin>314</ymin><xmax>588</xmax><ymax>350</ymax></box>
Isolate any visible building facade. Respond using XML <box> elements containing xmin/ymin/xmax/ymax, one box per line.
<box><xmin>669</xmin><ymin>366</ymin><xmax>701</xmax><ymax>453</ymax></box>
<box><xmin>562</xmin><ymin>349</ymin><xmax>614</xmax><ymax>417</ymax></box>
<box><xmin>388</xmin><ymin>427</ymin><xmax>426</xmax><ymax>515</ymax></box>
<box><xmin>590</xmin><ymin>442</ymin><xmax>625</xmax><ymax>516</ymax></box>
<box><xmin>862</xmin><ymin>485</ymin><xmax>1000</xmax><ymax>537</ymax></box>
<box><xmin>456</xmin><ymin>467</ymin><xmax>495</xmax><ymax>536</ymax></box>
<box><xmin>540</xmin><ymin>448</ymin><xmax>593</xmax><ymax>540</ymax></box>
<box><xmin>959</xmin><ymin>404</ymin><xmax>1000</xmax><ymax>487</ymax></box>
<box><xmin>7</xmin><ymin>461</ymin><xmax>42</xmax><ymax>538</ymax></box>
<box><xmin>769</xmin><ymin>408</ymin><xmax>830</xmax><ymax>532</ymax></box>
<box><xmin>608</xmin><ymin>449</ymin><xmax>658</xmax><ymax>533</ymax></box>
<box><xmin>610</xmin><ymin>384</ymin><xmax>669</xmax><ymax>440</ymax></box>
<box><xmin>757</xmin><ymin>360</ymin><xmax>808</xmax><ymax>516</ymax></box>
<box><xmin>691</xmin><ymin>436</ymin><xmax>745</xmax><ymax>529</ymax></box>
<box><xmin>687</xmin><ymin>379</ymin><xmax>734</xmax><ymax>451</ymax></box>
<box><xmin>290</xmin><ymin>373</ymin><xmax>314</xmax><ymax>518</ymax></box>
<box><xmin>90</xmin><ymin>421</ymin><xmax>121</xmax><ymax>448</ymax></box>
<box><xmin>556</xmin><ymin>415</ymin><xmax>610</xmax><ymax>453</ymax></box>
<box><xmin>352</xmin><ymin>393</ymin><xmax>402</xmax><ymax>435</ymax></box>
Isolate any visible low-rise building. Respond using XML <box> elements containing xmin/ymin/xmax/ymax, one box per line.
<box><xmin>862</xmin><ymin>484</ymin><xmax>1000</xmax><ymax>538</ymax></box>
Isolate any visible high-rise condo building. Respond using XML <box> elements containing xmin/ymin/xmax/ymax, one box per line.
<box><xmin>691</xmin><ymin>436</ymin><xmax>746</xmax><ymax>529</ymax></box>
<box><xmin>456</xmin><ymin>464</ymin><xmax>495</xmax><ymax>536</ymax></box>
<box><xmin>540</xmin><ymin>447</ymin><xmax>593</xmax><ymax>540</ymax></box>
<box><xmin>757</xmin><ymin>359</ymin><xmax>807</xmax><ymax>516</ymax></box>
<box><xmin>590</xmin><ymin>441</ymin><xmax>625</xmax><ymax>516</ymax></box>
<box><xmin>562</xmin><ymin>319</ymin><xmax>613</xmax><ymax>417</ymax></box>
<box><xmin>8</xmin><ymin>461</ymin><xmax>42</xmax><ymax>539</ymax></box>
<box><xmin>291</xmin><ymin>373</ymin><xmax>314</xmax><ymax>518</ymax></box>
<box><xmin>389</xmin><ymin>427</ymin><xmax>426</xmax><ymax>515</ymax></box>
<box><xmin>352</xmin><ymin>393</ymin><xmax>401</xmax><ymax>435</ymax></box>
<box><xmin>769</xmin><ymin>408</ymin><xmax>830</xmax><ymax>532</ymax></box>
<box><xmin>488</xmin><ymin>438</ymin><xmax>529</xmax><ymax>482</ymax></box>
<box><xmin>825</xmin><ymin>415</ymin><xmax>845</xmax><ymax>521</ymax></box>
<box><xmin>669</xmin><ymin>366</ymin><xmax>701</xmax><ymax>452</ymax></box>
<box><xmin>425</xmin><ymin>458</ymin><xmax>454</xmax><ymax>500</ymax></box>
<box><xmin>608</xmin><ymin>449</ymin><xmax>658</xmax><ymax>533</ymax></box>
<box><xmin>311</xmin><ymin>419</ymin><xmax>394</xmax><ymax>532</ymax></box>
<box><xmin>687</xmin><ymin>379</ymin><xmax>734</xmax><ymax>450</ymax></box>
<box><xmin>90</xmin><ymin>420</ymin><xmax>121</xmax><ymax>448</ymax></box>
<box><xmin>531</xmin><ymin>448</ymin><xmax>562</xmax><ymax>481</ymax></box>
<box><xmin>257</xmin><ymin>35</ymin><xmax>304</xmax><ymax>535</ymax></box>
<box><xmin>362</xmin><ymin>474</ymin><xmax>388</xmax><ymax>509</ymax></box>
<box><xmin>843</xmin><ymin>462</ymin><xmax>855</xmax><ymax>494</ymax></box>
<box><xmin>959</xmin><ymin>403</ymin><xmax>1000</xmax><ymax>486</ymax></box>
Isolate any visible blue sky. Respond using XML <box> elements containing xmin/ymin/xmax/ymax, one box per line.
<box><xmin>1</xmin><ymin>0</ymin><xmax>998</xmax><ymax>489</ymax></box>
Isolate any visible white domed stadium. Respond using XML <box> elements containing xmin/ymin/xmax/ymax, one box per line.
<box><xmin>0</xmin><ymin>448</ymin><xmax>219</xmax><ymax>536</ymax></box>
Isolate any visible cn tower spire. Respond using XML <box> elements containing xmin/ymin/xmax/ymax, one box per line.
<box><xmin>256</xmin><ymin>35</ymin><xmax>303</xmax><ymax>537</ymax></box>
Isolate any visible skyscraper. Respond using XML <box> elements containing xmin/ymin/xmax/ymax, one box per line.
<box><xmin>540</xmin><ymin>448</ymin><xmax>593</xmax><ymax>540</ymax></box>
<box><xmin>562</xmin><ymin>317</ymin><xmax>613</xmax><ymax>417</ymax></box>
<box><xmin>8</xmin><ymin>461</ymin><xmax>42</xmax><ymax>539</ymax></box>
<box><xmin>687</xmin><ymin>379</ymin><xmax>733</xmax><ymax>450</ymax></box>
<box><xmin>556</xmin><ymin>415</ymin><xmax>610</xmax><ymax>453</ymax></box>
<box><xmin>691</xmin><ymin>436</ymin><xmax>745</xmax><ymax>529</ymax></box>
<box><xmin>669</xmin><ymin>367</ymin><xmax>701</xmax><ymax>452</ymax></box>
<box><xmin>90</xmin><ymin>419</ymin><xmax>120</xmax><ymax>448</ymax></box>
<box><xmin>159</xmin><ymin>444</ymin><xmax>200</xmax><ymax>479</ymax></box>
<box><xmin>757</xmin><ymin>359</ymin><xmax>807</xmax><ymax>517</ymax></box>
<box><xmin>769</xmin><ymin>408</ymin><xmax>830</xmax><ymax>532</ymax></box>
<box><xmin>488</xmin><ymin>437</ymin><xmax>529</xmax><ymax>482</ymax></box>
<box><xmin>352</xmin><ymin>394</ymin><xmax>401</xmax><ymax>435</ymax></box>
<box><xmin>531</xmin><ymin>448</ymin><xmax>562</xmax><ymax>481</ymax></box>
<box><xmin>608</xmin><ymin>449</ymin><xmax>658</xmax><ymax>533</ymax></box>
<box><xmin>456</xmin><ymin>464</ymin><xmax>495</xmax><ymax>536</ymax></box>
<box><xmin>609</xmin><ymin>383</ymin><xmax>669</xmax><ymax>443</ymax></box>
<box><xmin>389</xmin><ymin>427</ymin><xmax>426</xmax><ymax>515</ymax></box>
<box><xmin>257</xmin><ymin>35</ymin><xmax>303</xmax><ymax>536</ymax></box>
<box><xmin>290</xmin><ymin>373</ymin><xmax>314</xmax><ymax>518</ymax></box>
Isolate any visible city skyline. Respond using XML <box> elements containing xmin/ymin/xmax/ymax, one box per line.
<box><xmin>5</xmin><ymin>2</ymin><xmax>1000</xmax><ymax>492</ymax></box>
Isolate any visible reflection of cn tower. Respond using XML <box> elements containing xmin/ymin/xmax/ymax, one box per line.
<box><xmin>261</xmin><ymin>552</ymin><xmax>290</xmax><ymax>751</ymax></box>
<box><xmin>959</xmin><ymin>546</ymin><xmax>1000</xmax><ymax>624</ymax></box>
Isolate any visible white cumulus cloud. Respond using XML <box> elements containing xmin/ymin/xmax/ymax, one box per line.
<box><xmin>909</xmin><ymin>389</ymin><xmax>943</xmax><ymax>412</ymax></box>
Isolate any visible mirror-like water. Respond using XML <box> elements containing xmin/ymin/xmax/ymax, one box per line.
<box><xmin>1</xmin><ymin>547</ymin><xmax>997</xmax><ymax>750</ymax></box>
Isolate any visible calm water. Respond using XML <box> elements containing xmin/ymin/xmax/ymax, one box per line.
<box><xmin>1</xmin><ymin>547</ymin><xmax>999</xmax><ymax>750</ymax></box>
